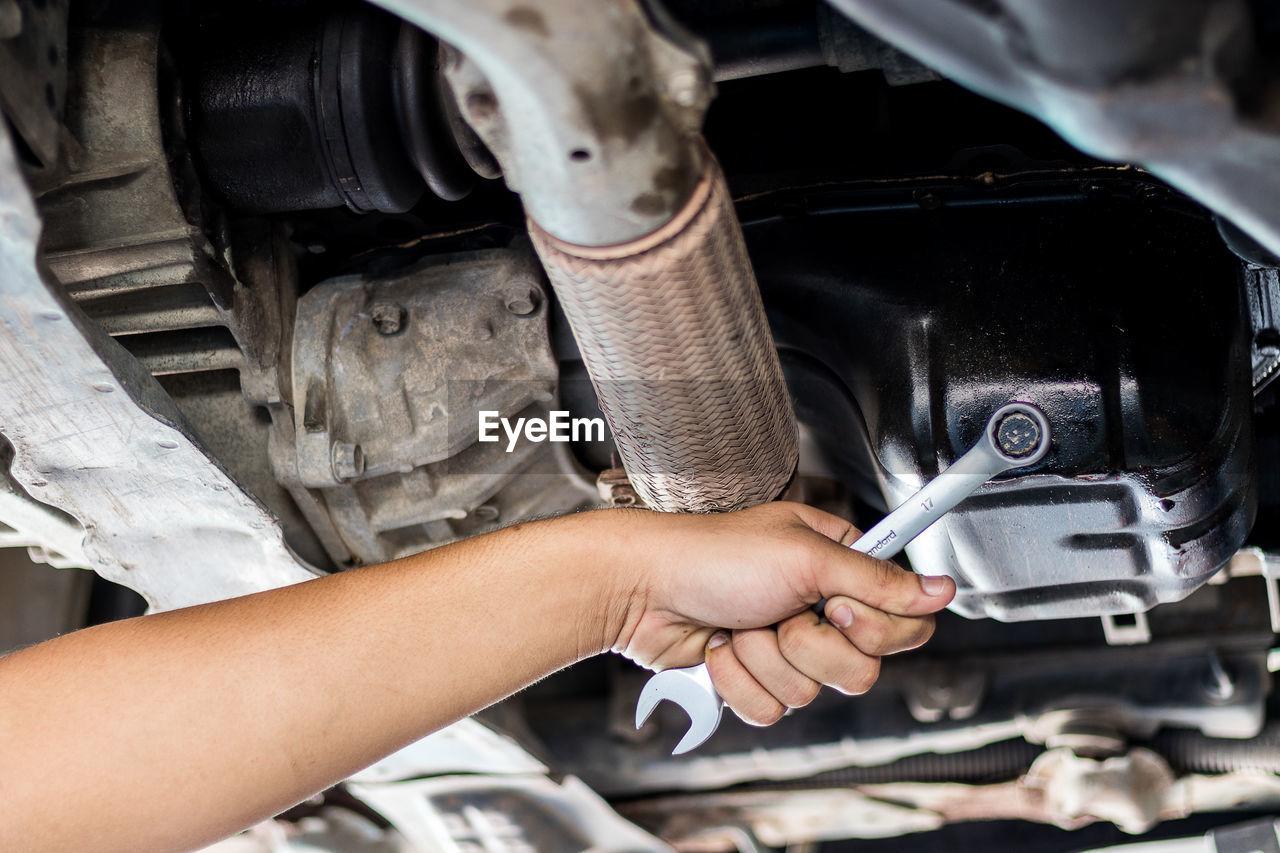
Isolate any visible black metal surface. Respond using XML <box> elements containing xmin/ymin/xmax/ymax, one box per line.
<box><xmin>741</xmin><ymin>175</ymin><xmax>1256</xmax><ymax>620</ymax></box>
<box><xmin>181</xmin><ymin>0</ymin><xmax>951</xmax><ymax>216</ymax></box>
<box><xmin>1156</xmin><ymin>723</ymin><xmax>1280</xmax><ymax>775</ymax></box>
<box><xmin>392</xmin><ymin>26</ymin><xmax>475</xmax><ymax>202</ymax></box>
<box><xmin>532</xmin><ymin>576</ymin><xmax>1276</xmax><ymax>796</ymax></box>
<box><xmin>612</xmin><ymin>723</ymin><xmax>1280</xmax><ymax>795</ymax></box>
<box><xmin>187</xmin><ymin>2</ymin><xmax>475</xmax><ymax>214</ymax></box>
<box><xmin>725</xmin><ymin>738</ymin><xmax>1042</xmax><ymax>789</ymax></box>
<box><xmin>823</xmin><ymin>0</ymin><xmax>1280</xmax><ymax>264</ymax></box>
<box><xmin>540</xmin><ymin>641</ymin><xmax>1270</xmax><ymax>796</ymax></box>
<box><xmin>823</xmin><ymin>813</ymin><xmax>1278</xmax><ymax>853</ymax></box>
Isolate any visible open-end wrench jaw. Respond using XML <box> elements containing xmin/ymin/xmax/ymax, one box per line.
<box><xmin>635</xmin><ymin>662</ymin><xmax>725</xmax><ymax>755</ymax></box>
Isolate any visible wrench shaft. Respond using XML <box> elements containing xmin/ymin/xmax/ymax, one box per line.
<box><xmin>852</xmin><ymin>437</ymin><xmax>1015</xmax><ymax>561</ymax></box>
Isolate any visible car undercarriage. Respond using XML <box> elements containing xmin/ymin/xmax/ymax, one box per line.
<box><xmin>7</xmin><ymin>0</ymin><xmax>1280</xmax><ymax>850</ymax></box>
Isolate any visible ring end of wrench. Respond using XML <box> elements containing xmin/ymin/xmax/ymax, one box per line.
<box><xmin>986</xmin><ymin>402</ymin><xmax>1051</xmax><ymax>468</ymax></box>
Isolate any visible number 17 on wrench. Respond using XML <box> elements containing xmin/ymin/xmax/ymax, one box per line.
<box><xmin>635</xmin><ymin>403</ymin><xmax>1052</xmax><ymax>755</ymax></box>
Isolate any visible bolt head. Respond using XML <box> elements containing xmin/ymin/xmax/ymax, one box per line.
<box><xmin>331</xmin><ymin>442</ymin><xmax>365</xmax><ymax>481</ymax></box>
<box><xmin>506</xmin><ymin>288</ymin><xmax>542</xmax><ymax>317</ymax></box>
<box><xmin>995</xmin><ymin>412</ymin><xmax>1042</xmax><ymax>458</ymax></box>
<box><xmin>370</xmin><ymin>303</ymin><xmax>407</xmax><ymax>336</ymax></box>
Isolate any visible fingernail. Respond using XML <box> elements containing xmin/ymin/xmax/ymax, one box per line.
<box><xmin>831</xmin><ymin>605</ymin><xmax>854</xmax><ymax>628</ymax></box>
<box><xmin>707</xmin><ymin>631</ymin><xmax>729</xmax><ymax>650</ymax></box>
<box><xmin>919</xmin><ymin>574</ymin><xmax>949</xmax><ymax>596</ymax></box>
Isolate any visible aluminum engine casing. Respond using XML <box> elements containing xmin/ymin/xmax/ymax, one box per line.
<box><xmin>272</xmin><ymin>246</ymin><xmax>600</xmax><ymax>565</ymax></box>
<box><xmin>750</xmin><ymin>178</ymin><xmax>1257</xmax><ymax>621</ymax></box>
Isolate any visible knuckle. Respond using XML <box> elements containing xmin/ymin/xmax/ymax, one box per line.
<box><xmin>873</xmin><ymin>559</ymin><xmax>904</xmax><ymax>592</ymax></box>
<box><xmin>907</xmin><ymin>615</ymin><xmax>936</xmax><ymax>650</ymax></box>
<box><xmin>756</xmin><ymin>703</ymin><xmax>787</xmax><ymax>726</ymax></box>
<box><xmin>837</xmin><ymin>523</ymin><xmax>860</xmax><ymax>547</ymax></box>
<box><xmin>731</xmin><ymin>628</ymin><xmax>767</xmax><ymax>658</ymax></box>
<box><xmin>785</xmin><ymin>678</ymin><xmax>821</xmax><ymax>708</ymax></box>
<box><xmin>776</xmin><ymin>619</ymin><xmax>808</xmax><ymax>660</ymax></box>
<box><xmin>735</xmin><ymin>699</ymin><xmax>786</xmax><ymax>728</ymax></box>
<box><xmin>856</xmin><ymin>618</ymin><xmax>893</xmax><ymax>655</ymax></box>
<box><xmin>840</xmin><ymin>657</ymin><xmax>881</xmax><ymax>696</ymax></box>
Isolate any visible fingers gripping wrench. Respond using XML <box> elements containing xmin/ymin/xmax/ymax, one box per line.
<box><xmin>634</xmin><ymin>403</ymin><xmax>1052</xmax><ymax>755</ymax></box>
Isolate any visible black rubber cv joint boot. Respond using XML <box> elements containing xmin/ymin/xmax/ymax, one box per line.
<box><xmin>190</xmin><ymin>4</ymin><xmax>479</xmax><ymax>214</ymax></box>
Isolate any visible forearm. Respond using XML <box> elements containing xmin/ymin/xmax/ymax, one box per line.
<box><xmin>0</xmin><ymin>510</ymin><xmax>633</xmax><ymax>853</ymax></box>
<box><xmin>0</xmin><ymin>501</ymin><xmax>950</xmax><ymax>853</ymax></box>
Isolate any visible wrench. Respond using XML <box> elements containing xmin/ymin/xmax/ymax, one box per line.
<box><xmin>634</xmin><ymin>403</ymin><xmax>1052</xmax><ymax>755</ymax></box>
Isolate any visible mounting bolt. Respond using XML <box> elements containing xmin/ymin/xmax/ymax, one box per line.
<box><xmin>370</xmin><ymin>303</ymin><xmax>406</xmax><ymax>336</ymax></box>
<box><xmin>995</xmin><ymin>411</ymin><xmax>1042</xmax><ymax>459</ymax></box>
<box><xmin>331</xmin><ymin>442</ymin><xmax>365</xmax><ymax>481</ymax></box>
<box><xmin>506</xmin><ymin>287</ymin><xmax>542</xmax><ymax>317</ymax></box>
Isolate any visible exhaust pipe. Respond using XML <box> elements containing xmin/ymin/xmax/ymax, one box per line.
<box><xmin>530</xmin><ymin>154</ymin><xmax>797</xmax><ymax>512</ymax></box>
<box><xmin>375</xmin><ymin>0</ymin><xmax>797</xmax><ymax>511</ymax></box>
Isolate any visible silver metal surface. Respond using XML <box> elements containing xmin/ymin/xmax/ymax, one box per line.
<box><xmin>276</xmin><ymin>247</ymin><xmax>600</xmax><ymax>565</ymax></box>
<box><xmin>347</xmin><ymin>774</ymin><xmax>673</xmax><ymax>853</ymax></box>
<box><xmin>895</xmin><ymin>440</ymin><xmax>1254</xmax><ymax>623</ymax></box>
<box><xmin>636</xmin><ymin>661</ymin><xmax>724</xmax><ymax>757</ymax></box>
<box><xmin>369</xmin><ymin>0</ymin><xmax>712</xmax><ymax>246</ymax></box>
<box><xmin>0</xmin><ymin>455</ymin><xmax>88</xmax><ymax>569</ymax></box>
<box><xmin>37</xmin><ymin>19</ymin><xmax>277</xmax><ymax>399</ymax></box>
<box><xmin>0</xmin><ymin>118</ymin><xmax>316</xmax><ymax>609</ymax></box>
<box><xmin>27</xmin><ymin>7</ymin><xmax>607</xmax><ymax>573</ymax></box>
<box><xmin>1102</xmin><ymin>613</ymin><xmax>1152</xmax><ymax>647</ymax></box>
<box><xmin>636</xmin><ymin>405</ymin><xmax>1050</xmax><ymax>755</ymax></box>
<box><xmin>31</xmin><ymin>11</ymin><xmax>334</xmax><ymax>571</ymax></box>
<box><xmin>288</xmin><ymin>250</ymin><xmax>555</xmax><ymax>489</ymax></box>
<box><xmin>0</xmin><ymin>0</ymin><xmax>67</xmax><ymax>172</ymax></box>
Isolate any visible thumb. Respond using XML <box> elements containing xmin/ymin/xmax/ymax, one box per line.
<box><xmin>809</xmin><ymin>535</ymin><xmax>955</xmax><ymax>617</ymax></box>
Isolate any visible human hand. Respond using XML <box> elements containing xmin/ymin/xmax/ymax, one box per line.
<box><xmin>603</xmin><ymin>502</ymin><xmax>954</xmax><ymax>726</ymax></box>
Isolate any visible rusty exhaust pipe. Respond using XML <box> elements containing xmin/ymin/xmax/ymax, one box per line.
<box><xmin>530</xmin><ymin>154</ymin><xmax>797</xmax><ymax>512</ymax></box>
<box><xmin>375</xmin><ymin>0</ymin><xmax>797</xmax><ymax>512</ymax></box>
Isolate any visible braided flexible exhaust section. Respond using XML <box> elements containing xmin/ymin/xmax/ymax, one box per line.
<box><xmin>529</xmin><ymin>155</ymin><xmax>798</xmax><ymax>512</ymax></box>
